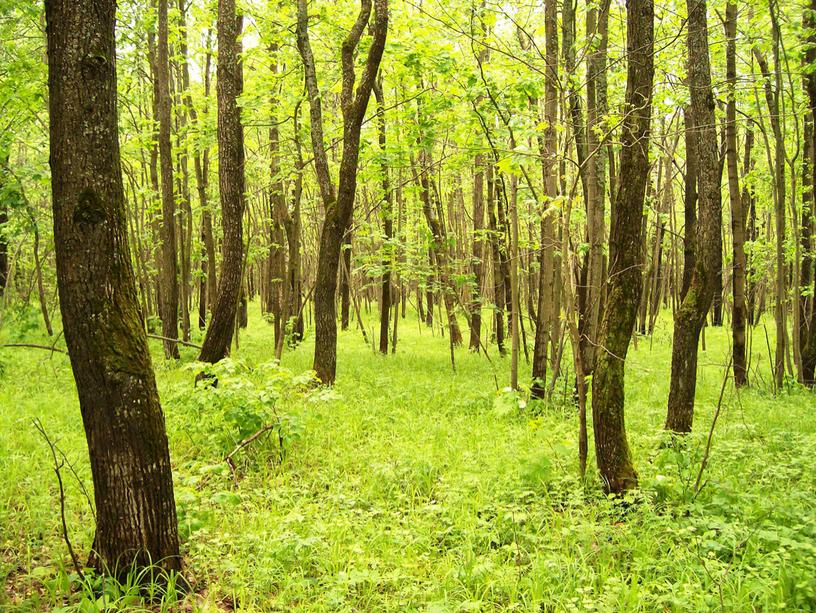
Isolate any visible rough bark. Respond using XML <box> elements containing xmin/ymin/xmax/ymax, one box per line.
<box><xmin>591</xmin><ymin>0</ymin><xmax>654</xmax><ymax>493</ymax></box>
<box><xmin>198</xmin><ymin>0</ymin><xmax>245</xmax><ymax>364</ymax></box>
<box><xmin>157</xmin><ymin>0</ymin><xmax>180</xmax><ymax>359</ymax></box>
<box><xmin>666</xmin><ymin>0</ymin><xmax>723</xmax><ymax>433</ymax></box>
<box><xmin>296</xmin><ymin>0</ymin><xmax>388</xmax><ymax>384</ymax></box>
<box><xmin>725</xmin><ymin>0</ymin><xmax>748</xmax><ymax>386</ymax></box>
<box><xmin>45</xmin><ymin>0</ymin><xmax>180</xmax><ymax>575</ymax></box>
<box><xmin>530</xmin><ymin>0</ymin><xmax>558</xmax><ymax>398</ymax></box>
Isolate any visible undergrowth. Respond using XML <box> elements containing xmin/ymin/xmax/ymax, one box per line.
<box><xmin>1</xmin><ymin>305</ymin><xmax>814</xmax><ymax>611</ymax></box>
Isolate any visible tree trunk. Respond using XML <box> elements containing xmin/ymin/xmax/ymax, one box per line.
<box><xmin>374</xmin><ymin>76</ymin><xmax>393</xmax><ymax>355</ymax></box>
<box><xmin>469</xmin><ymin>154</ymin><xmax>485</xmax><ymax>351</ymax></box>
<box><xmin>591</xmin><ymin>0</ymin><xmax>654</xmax><ymax>493</ymax></box>
<box><xmin>725</xmin><ymin>0</ymin><xmax>748</xmax><ymax>386</ymax></box>
<box><xmin>198</xmin><ymin>0</ymin><xmax>245</xmax><ymax>364</ymax></box>
<box><xmin>45</xmin><ymin>0</ymin><xmax>180</xmax><ymax>576</ymax></box>
<box><xmin>157</xmin><ymin>0</ymin><xmax>180</xmax><ymax>359</ymax></box>
<box><xmin>681</xmin><ymin>107</ymin><xmax>697</xmax><ymax>301</ymax></box>
<box><xmin>666</xmin><ymin>0</ymin><xmax>722</xmax><ymax>433</ymax></box>
<box><xmin>801</xmin><ymin>0</ymin><xmax>816</xmax><ymax>385</ymax></box>
<box><xmin>297</xmin><ymin>0</ymin><xmax>388</xmax><ymax>384</ymax></box>
<box><xmin>531</xmin><ymin>0</ymin><xmax>558</xmax><ymax>398</ymax></box>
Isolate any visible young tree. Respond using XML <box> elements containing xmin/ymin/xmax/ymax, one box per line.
<box><xmin>296</xmin><ymin>0</ymin><xmax>388</xmax><ymax>384</ymax></box>
<box><xmin>724</xmin><ymin>0</ymin><xmax>748</xmax><ymax>387</ymax></box>
<box><xmin>198</xmin><ymin>0</ymin><xmax>245</xmax><ymax>364</ymax></box>
<box><xmin>591</xmin><ymin>0</ymin><xmax>654</xmax><ymax>493</ymax></box>
<box><xmin>44</xmin><ymin>0</ymin><xmax>180</xmax><ymax>575</ymax></box>
<box><xmin>665</xmin><ymin>0</ymin><xmax>722</xmax><ymax>433</ymax></box>
<box><xmin>156</xmin><ymin>0</ymin><xmax>180</xmax><ymax>359</ymax></box>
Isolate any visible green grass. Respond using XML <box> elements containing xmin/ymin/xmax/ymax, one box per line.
<box><xmin>1</xmin><ymin>303</ymin><xmax>815</xmax><ymax>611</ymax></box>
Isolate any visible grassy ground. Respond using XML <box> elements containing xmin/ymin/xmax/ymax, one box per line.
<box><xmin>1</xmin><ymin>302</ymin><xmax>815</xmax><ymax>611</ymax></box>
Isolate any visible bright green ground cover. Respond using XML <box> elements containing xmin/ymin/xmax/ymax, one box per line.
<box><xmin>1</xmin><ymin>304</ymin><xmax>815</xmax><ymax>611</ymax></box>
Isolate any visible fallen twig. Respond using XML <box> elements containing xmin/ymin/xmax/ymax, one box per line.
<box><xmin>146</xmin><ymin>334</ymin><xmax>202</xmax><ymax>350</ymax></box>
<box><xmin>224</xmin><ymin>421</ymin><xmax>280</xmax><ymax>485</ymax></box>
<box><xmin>1</xmin><ymin>343</ymin><xmax>67</xmax><ymax>355</ymax></box>
<box><xmin>33</xmin><ymin>419</ymin><xmax>86</xmax><ymax>583</ymax></box>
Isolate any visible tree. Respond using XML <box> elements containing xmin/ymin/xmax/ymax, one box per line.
<box><xmin>156</xmin><ymin>0</ymin><xmax>180</xmax><ymax>359</ymax></box>
<box><xmin>44</xmin><ymin>0</ymin><xmax>181</xmax><ymax>575</ymax></box>
<box><xmin>198</xmin><ymin>0</ymin><xmax>245</xmax><ymax>364</ymax></box>
<box><xmin>591</xmin><ymin>0</ymin><xmax>654</xmax><ymax>493</ymax></box>
<box><xmin>724</xmin><ymin>0</ymin><xmax>748</xmax><ymax>387</ymax></box>
<box><xmin>296</xmin><ymin>0</ymin><xmax>388</xmax><ymax>384</ymax></box>
<box><xmin>665</xmin><ymin>0</ymin><xmax>722</xmax><ymax>434</ymax></box>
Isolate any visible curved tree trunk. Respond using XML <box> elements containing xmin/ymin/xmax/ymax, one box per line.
<box><xmin>591</xmin><ymin>0</ymin><xmax>654</xmax><ymax>494</ymax></box>
<box><xmin>45</xmin><ymin>0</ymin><xmax>180</xmax><ymax>576</ymax></box>
<box><xmin>665</xmin><ymin>0</ymin><xmax>722</xmax><ymax>433</ymax></box>
<box><xmin>198</xmin><ymin>0</ymin><xmax>245</xmax><ymax>364</ymax></box>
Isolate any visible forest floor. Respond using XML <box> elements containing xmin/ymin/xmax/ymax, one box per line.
<box><xmin>1</xmin><ymin>303</ymin><xmax>815</xmax><ymax>611</ymax></box>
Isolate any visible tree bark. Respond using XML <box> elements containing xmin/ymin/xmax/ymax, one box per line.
<box><xmin>666</xmin><ymin>0</ymin><xmax>723</xmax><ymax>433</ymax></box>
<box><xmin>374</xmin><ymin>76</ymin><xmax>393</xmax><ymax>354</ymax></box>
<box><xmin>156</xmin><ymin>0</ymin><xmax>180</xmax><ymax>359</ymax></box>
<box><xmin>725</xmin><ymin>0</ymin><xmax>748</xmax><ymax>387</ymax></box>
<box><xmin>45</xmin><ymin>0</ymin><xmax>180</xmax><ymax>576</ymax></box>
<box><xmin>198</xmin><ymin>0</ymin><xmax>245</xmax><ymax>364</ymax></box>
<box><xmin>530</xmin><ymin>0</ymin><xmax>557</xmax><ymax>398</ymax></box>
<box><xmin>296</xmin><ymin>0</ymin><xmax>388</xmax><ymax>384</ymax></box>
<box><xmin>591</xmin><ymin>0</ymin><xmax>654</xmax><ymax>493</ymax></box>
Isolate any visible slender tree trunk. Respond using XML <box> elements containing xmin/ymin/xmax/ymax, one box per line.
<box><xmin>45</xmin><ymin>0</ymin><xmax>180</xmax><ymax>576</ymax></box>
<box><xmin>374</xmin><ymin>76</ymin><xmax>393</xmax><ymax>354</ymax></box>
<box><xmin>157</xmin><ymin>0</ymin><xmax>180</xmax><ymax>359</ymax></box>
<box><xmin>666</xmin><ymin>0</ymin><xmax>723</xmax><ymax>433</ymax></box>
<box><xmin>531</xmin><ymin>0</ymin><xmax>558</xmax><ymax>398</ymax></box>
<box><xmin>198</xmin><ymin>0</ymin><xmax>245</xmax><ymax>363</ymax></box>
<box><xmin>725</xmin><ymin>0</ymin><xmax>747</xmax><ymax>386</ymax></box>
<box><xmin>469</xmin><ymin>153</ymin><xmax>485</xmax><ymax>351</ymax></box>
<box><xmin>0</xmin><ymin>148</ymin><xmax>10</xmax><ymax>297</ymax></box>
<box><xmin>801</xmin><ymin>0</ymin><xmax>816</xmax><ymax>385</ymax></box>
<box><xmin>297</xmin><ymin>0</ymin><xmax>388</xmax><ymax>384</ymax></box>
<box><xmin>591</xmin><ymin>0</ymin><xmax>654</xmax><ymax>493</ymax></box>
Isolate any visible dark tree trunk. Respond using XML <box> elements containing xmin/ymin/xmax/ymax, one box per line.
<box><xmin>681</xmin><ymin>107</ymin><xmax>697</xmax><ymax>301</ymax></box>
<box><xmin>666</xmin><ymin>0</ymin><xmax>722</xmax><ymax>433</ymax></box>
<box><xmin>802</xmin><ymin>0</ymin><xmax>816</xmax><ymax>385</ymax></box>
<box><xmin>198</xmin><ymin>0</ymin><xmax>245</xmax><ymax>364</ymax></box>
<box><xmin>530</xmin><ymin>0</ymin><xmax>558</xmax><ymax>398</ymax></box>
<box><xmin>374</xmin><ymin>77</ymin><xmax>393</xmax><ymax>355</ymax></box>
<box><xmin>340</xmin><ymin>231</ymin><xmax>352</xmax><ymax>331</ymax></box>
<box><xmin>0</xmin><ymin>148</ymin><xmax>9</xmax><ymax>297</ymax></box>
<box><xmin>45</xmin><ymin>0</ymin><xmax>180</xmax><ymax>576</ymax></box>
<box><xmin>590</xmin><ymin>0</ymin><xmax>654</xmax><ymax>494</ymax></box>
<box><xmin>725</xmin><ymin>0</ymin><xmax>748</xmax><ymax>386</ymax></box>
<box><xmin>486</xmin><ymin>163</ymin><xmax>506</xmax><ymax>354</ymax></box>
<box><xmin>156</xmin><ymin>0</ymin><xmax>180</xmax><ymax>359</ymax></box>
<box><xmin>297</xmin><ymin>0</ymin><xmax>388</xmax><ymax>384</ymax></box>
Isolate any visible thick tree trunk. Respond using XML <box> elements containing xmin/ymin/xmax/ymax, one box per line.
<box><xmin>681</xmin><ymin>108</ymin><xmax>698</xmax><ymax>301</ymax></box>
<box><xmin>591</xmin><ymin>0</ymin><xmax>653</xmax><ymax>493</ymax></box>
<box><xmin>802</xmin><ymin>0</ymin><xmax>816</xmax><ymax>385</ymax></box>
<box><xmin>340</xmin><ymin>230</ymin><xmax>352</xmax><ymax>331</ymax></box>
<box><xmin>198</xmin><ymin>0</ymin><xmax>245</xmax><ymax>364</ymax></box>
<box><xmin>45</xmin><ymin>0</ymin><xmax>180</xmax><ymax>576</ymax></box>
<box><xmin>156</xmin><ymin>0</ymin><xmax>180</xmax><ymax>359</ymax></box>
<box><xmin>725</xmin><ymin>0</ymin><xmax>748</xmax><ymax>386</ymax></box>
<box><xmin>666</xmin><ymin>0</ymin><xmax>722</xmax><ymax>433</ymax></box>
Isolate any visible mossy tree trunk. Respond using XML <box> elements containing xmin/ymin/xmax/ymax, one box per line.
<box><xmin>198</xmin><ymin>0</ymin><xmax>245</xmax><ymax>364</ymax></box>
<box><xmin>45</xmin><ymin>0</ymin><xmax>180</xmax><ymax>576</ymax></box>
<box><xmin>590</xmin><ymin>0</ymin><xmax>654</xmax><ymax>494</ymax></box>
<box><xmin>665</xmin><ymin>0</ymin><xmax>722</xmax><ymax>433</ymax></box>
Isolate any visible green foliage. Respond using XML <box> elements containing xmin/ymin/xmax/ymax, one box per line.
<box><xmin>2</xmin><ymin>307</ymin><xmax>816</xmax><ymax>610</ymax></box>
